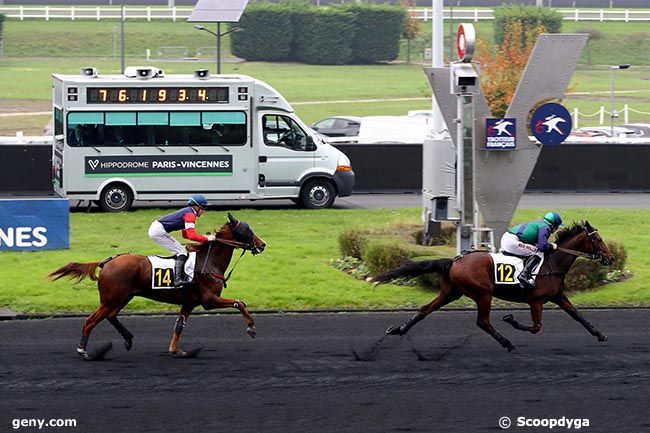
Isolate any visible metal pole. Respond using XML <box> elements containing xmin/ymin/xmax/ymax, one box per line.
<box><xmin>610</xmin><ymin>66</ymin><xmax>615</xmax><ymax>137</ymax></box>
<box><xmin>431</xmin><ymin>0</ymin><xmax>444</xmax><ymax>135</ymax></box>
<box><xmin>216</xmin><ymin>23</ymin><xmax>221</xmax><ymax>74</ymax></box>
<box><xmin>120</xmin><ymin>0</ymin><xmax>125</xmax><ymax>74</ymax></box>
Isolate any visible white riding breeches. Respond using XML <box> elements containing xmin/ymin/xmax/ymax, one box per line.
<box><xmin>148</xmin><ymin>220</ymin><xmax>186</xmax><ymax>256</ymax></box>
<box><xmin>500</xmin><ymin>232</ymin><xmax>538</xmax><ymax>257</ymax></box>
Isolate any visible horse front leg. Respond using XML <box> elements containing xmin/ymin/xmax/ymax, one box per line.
<box><xmin>168</xmin><ymin>306</ymin><xmax>194</xmax><ymax>357</ymax></box>
<box><xmin>204</xmin><ymin>297</ymin><xmax>256</xmax><ymax>338</ymax></box>
<box><xmin>553</xmin><ymin>294</ymin><xmax>608</xmax><ymax>342</ymax></box>
<box><xmin>502</xmin><ymin>301</ymin><xmax>543</xmax><ymax>334</ymax></box>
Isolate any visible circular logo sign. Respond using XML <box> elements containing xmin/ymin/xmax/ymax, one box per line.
<box><xmin>530</xmin><ymin>103</ymin><xmax>572</xmax><ymax>146</ymax></box>
<box><xmin>457</xmin><ymin>23</ymin><xmax>475</xmax><ymax>63</ymax></box>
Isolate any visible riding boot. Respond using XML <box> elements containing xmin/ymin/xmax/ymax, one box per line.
<box><xmin>518</xmin><ymin>255</ymin><xmax>541</xmax><ymax>289</ymax></box>
<box><xmin>174</xmin><ymin>254</ymin><xmax>191</xmax><ymax>288</ymax></box>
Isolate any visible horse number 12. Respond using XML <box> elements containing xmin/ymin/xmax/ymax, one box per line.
<box><xmin>496</xmin><ymin>263</ymin><xmax>515</xmax><ymax>283</ymax></box>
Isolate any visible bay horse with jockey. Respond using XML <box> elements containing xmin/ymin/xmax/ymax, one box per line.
<box><xmin>371</xmin><ymin>221</ymin><xmax>615</xmax><ymax>352</ymax></box>
<box><xmin>49</xmin><ymin>213</ymin><xmax>266</xmax><ymax>358</ymax></box>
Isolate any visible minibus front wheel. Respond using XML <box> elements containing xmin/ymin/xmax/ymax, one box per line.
<box><xmin>300</xmin><ymin>179</ymin><xmax>335</xmax><ymax>209</ymax></box>
<box><xmin>99</xmin><ymin>183</ymin><xmax>134</xmax><ymax>212</ymax></box>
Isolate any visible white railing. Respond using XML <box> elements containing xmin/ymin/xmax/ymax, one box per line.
<box><xmin>572</xmin><ymin>105</ymin><xmax>650</xmax><ymax>128</ymax></box>
<box><xmin>2</xmin><ymin>6</ymin><xmax>650</xmax><ymax>22</ymax></box>
<box><xmin>0</xmin><ymin>6</ymin><xmax>193</xmax><ymax>22</ymax></box>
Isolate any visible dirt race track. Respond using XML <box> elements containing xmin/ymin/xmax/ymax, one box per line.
<box><xmin>1</xmin><ymin>310</ymin><xmax>649</xmax><ymax>433</ymax></box>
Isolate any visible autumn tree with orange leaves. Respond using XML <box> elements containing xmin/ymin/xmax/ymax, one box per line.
<box><xmin>475</xmin><ymin>21</ymin><xmax>547</xmax><ymax>117</ymax></box>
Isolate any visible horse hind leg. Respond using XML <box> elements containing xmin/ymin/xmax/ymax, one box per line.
<box><xmin>78</xmin><ymin>304</ymin><xmax>111</xmax><ymax>357</ymax></box>
<box><xmin>107</xmin><ymin>317</ymin><xmax>134</xmax><ymax>351</ymax></box>
<box><xmin>502</xmin><ymin>301</ymin><xmax>543</xmax><ymax>334</ymax></box>
<box><xmin>475</xmin><ymin>295</ymin><xmax>516</xmax><ymax>352</ymax></box>
<box><xmin>107</xmin><ymin>296</ymin><xmax>135</xmax><ymax>351</ymax></box>
<box><xmin>386</xmin><ymin>286</ymin><xmax>462</xmax><ymax>336</ymax></box>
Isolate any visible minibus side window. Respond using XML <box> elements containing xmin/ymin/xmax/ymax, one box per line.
<box><xmin>263</xmin><ymin>115</ymin><xmax>309</xmax><ymax>151</ymax></box>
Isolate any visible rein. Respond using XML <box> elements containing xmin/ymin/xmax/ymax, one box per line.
<box><xmin>199</xmin><ymin>236</ymin><xmax>250</xmax><ymax>287</ymax></box>
<box><xmin>556</xmin><ymin>246</ymin><xmax>600</xmax><ymax>261</ymax></box>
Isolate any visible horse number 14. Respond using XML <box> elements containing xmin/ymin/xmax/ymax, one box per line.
<box><xmin>154</xmin><ymin>268</ymin><xmax>173</xmax><ymax>288</ymax></box>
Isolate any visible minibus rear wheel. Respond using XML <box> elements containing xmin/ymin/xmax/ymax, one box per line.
<box><xmin>99</xmin><ymin>183</ymin><xmax>133</xmax><ymax>212</ymax></box>
<box><xmin>300</xmin><ymin>179</ymin><xmax>335</xmax><ymax>209</ymax></box>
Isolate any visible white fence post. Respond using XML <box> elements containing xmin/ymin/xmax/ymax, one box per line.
<box><xmin>573</xmin><ymin>108</ymin><xmax>579</xmax><ymax>129</ymax></box>
<box><xmin>600</xmin><ymin>9</ymin><xmax>604</xmax><ymax>22</ymax></box>
<box><xmin>574</xmin><ymin>9</ymin><xmax>579</xmax><ymax>22</ymax></box>
<box><xmin>599</xmin><ymin>106</ymin><xmax>605</xmax><ymax>125</ymax></box>
<box><xmin>19</xmin><ymin>5</ymin><xmax>24</xmax><ymax>21</ymax></box>
<box><xmin>97</xmin><ymin>6</ymin><xmax>101</xmax><ymax>21</ymax></box>
<box><xmin>71</xmin><ymin>7</ymin><xmax>75</xmax><ymax>21</ymax></box>
<box><xmin>624</xmin><ymin>104</ymin><xmax>629</xmax><ymax>123</ymax></box>
<box><xmin>172</xmin><ymin>6</ymin><xmax>177</xmax><ymax>22</ymax></box>
<box><xmin>147</xmin><ymin>7</ymin><xmax>151</xmax><ymax>22</ymax></box>
<box><xmin>45</xmin><ymin>6</ymin><xmax>49</xmax><ymax>21</ymax></box>
<box><xmin>625</xmin><ymin>10</ymin><xmax>629</xmax><ymax>23</ymax></box>
<box><xmin>474</xmin><ymin>8</ymin><xmax>478</xmax><ymax>22</ymax></box>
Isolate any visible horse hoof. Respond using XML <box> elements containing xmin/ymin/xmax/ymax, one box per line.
<box><xmin>598</xmin><ymin>334</ymin><xmax>608</xmax><ymax>342</ymax></box>
<box><xmin>502</xmin><ymin>314</ymin><xmax>514</xmax><ymax>323</ymax></box>
<box><xmin>385</xmin><ymin>325</ymin><xmax>401</xmax><ymax>335</ymax></box>
<box><xmin>77</xmin><ymin>347</ymin><xmax>87</xmax><ymax>357</ymax></box>
<box><xmin>170</xmin><ymin>350</ymin><xmax>187</xmax><ymax>358</ymax></box>
<box><xmin>124</xmin><ymin>339</ymin><xmax>133</xmax><ymax>351</ymax></box>
<box><xmin>246</xmin><ymin>327</ymin><xmax>256</xmax><ymax>339</ymax></box>
<box><xmin>506</xmin><ymin>345</ymin><xmax>517</xmax><ymax>353</ymax></box>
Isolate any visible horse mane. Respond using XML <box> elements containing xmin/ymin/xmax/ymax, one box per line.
<box><xmin>554</xmin><ymin>221</ymin><xmax>585</xmax><ymax>244</ymax></box>
<box><xmin>186</xmin><ymin>225</ymin><xmax>230</xmax><ymax>253</ymax></box>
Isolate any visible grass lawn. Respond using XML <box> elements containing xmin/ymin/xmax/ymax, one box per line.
<box><xmin>0</xmin><ymin>207</ymin><xmax>646</xmax><ymax>315</ymax></box>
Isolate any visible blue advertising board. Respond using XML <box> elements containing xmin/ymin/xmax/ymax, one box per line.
<box><xmin>530</xmin><ymin>103</ymin><xmax>572</xmax><ymax>146</ymax></box>
<box><xmin>0</xmin><ymin>199</ymin><xmax>69</xmax><ymax>251</ymax></box>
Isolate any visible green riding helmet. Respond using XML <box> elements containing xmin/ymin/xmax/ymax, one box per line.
<box><xmin>543</xmin><ymin>211</ymin><xmax>563</xmax><ymax>228</ymax></box>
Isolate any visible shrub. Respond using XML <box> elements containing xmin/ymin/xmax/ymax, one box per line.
<box><xmin>361</xmin><ymin>241</ymin><xmax>412</xmax><ymax>277</ymax></box>
<box><xmin>493</xmin><ymin>4</ymin><xmax>562</xmax><ymax>46</ymax></box>
<box><xmin>565</xmin><ymin>239</ymin><xmax>628</xmax><ymax>292</ymax></box>
<box><xmin>338</xmin><ymin>228</ymin><xmax>369</xmax><ymax>259</ymax></box>
<box><xmin>339</xmin><ymin>4</ymin><xmax>405</xmax><ymax>64</ymax></box>
<box><xmin>0</xmin><ymin>14</ymin><xmax>4</xmax><ymax>40</ymax></box>
<box><xmin>230</xmin><ymin>4</ymin><xmax>293</xmax><ymax>61</ymax></box>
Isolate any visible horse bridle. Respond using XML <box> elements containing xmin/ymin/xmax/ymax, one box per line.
<box><xmin>556</xmin><ymin>227</ymin><xmax>606</xmax><ymax>263</ymax></box>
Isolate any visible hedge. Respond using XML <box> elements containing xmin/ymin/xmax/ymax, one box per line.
<box><xmin>340</xmin><ymin>4</ymin><xmax>405</xmax><ymax>64</ymax></box>
<box><xmin>229</xmin><ymin>4</ymin><xmax>294</xmax><ymax>62</ymax></box>
<box><xmin>231</xmin><ymin>3</ymin><xmax>404</xmax><ymax>65</ymax></box>
<box><xmin>494</xmin><ymin>4</ymin><xmax>563</xmax><ymax>46</ymax></box>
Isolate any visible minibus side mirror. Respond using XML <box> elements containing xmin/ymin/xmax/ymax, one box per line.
<box><xmin>305</xmin><ymin>135</ymin><xmax>317</xmax><ymax>151</ymax></box>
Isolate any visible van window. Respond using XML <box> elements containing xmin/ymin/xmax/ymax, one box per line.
<box><xmin>54</xmin><ymin>108</ymin><xmax>64</xmax><ymax>136</ymax></box>
<box><xmin>65</xmin><ymin>111</ymin><xmax>247</xmax><ymax>147</ymax></box>
<box><xmin>263</xmin><ymin>114</ymin><xmax>309</xmax><ymax>151</ymax></box>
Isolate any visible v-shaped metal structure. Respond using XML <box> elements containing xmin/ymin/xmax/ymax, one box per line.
<box><xmin>424</xmin><ymin>34</ymin><xmax>588</xmax><ymax>243</ymax></box>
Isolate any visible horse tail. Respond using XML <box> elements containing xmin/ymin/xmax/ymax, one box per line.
<box><xmin>48</xmin><ymin>262</ymin><xmax>102</xmax><ymax>283</ymax></box>
<box><xmin>370</xmin><ymin>258</ymin><xmax>453</xmax><ymax>284</ymax></box>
